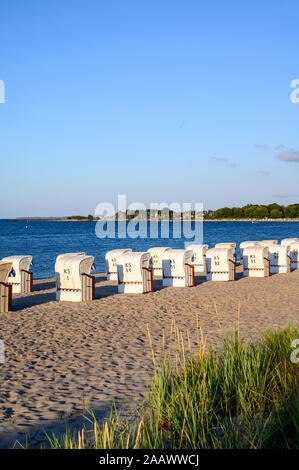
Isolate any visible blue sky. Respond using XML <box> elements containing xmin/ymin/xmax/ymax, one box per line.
<box><xmin>1</xmin><ymin>0</ymin><xmax>299</xmax><ymax>217</ymax></box>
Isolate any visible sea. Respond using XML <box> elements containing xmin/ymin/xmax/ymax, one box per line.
<box><xmin>1</xmin><ymin>219</ymin><xmax>299</xmax><ymax>279</ymax></box>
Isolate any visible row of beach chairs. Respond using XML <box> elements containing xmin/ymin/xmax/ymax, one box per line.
<box><xmin>106</xmin><ymin>238</ymin><xmax>299</xmax><ymax>293</ymax></box>
<box><xmin>0</xmin><ymin>238</ymin><xmax>299</xmax><ymax>312</ymax></box>
<box><xmin>0</xmin><ymin>254</ymin><xmax>95</xmax><ymax>313</ymax></box>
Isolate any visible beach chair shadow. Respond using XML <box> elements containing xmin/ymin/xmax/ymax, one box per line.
<box><xmin>235</xmin><ymin>271</ymin><xmax>244</xmax><ymax>281</ymax></box>
<box><xmin>33</xmin><ymin>280</ymin><xmax>56</xmax><ymax>291</ymax></box>
<box><xmin>153</xmin><ymin>276</ymin><xmax>206</xmax><ymax>290</ymax></box>
<box><xmin>94</xmin><ymin>284</ymin><xmax>118</xmax><ymax>299</ymax></box>
<box><xmin>194</xmin><ymin>275</ymin><xmax>208</xmax><ymax>285</ymax></box>
<box><xmin>152</xmin><ymin>279</ymin><xmax>164</xmax><ymax>291</ymax></box>
<box><xmin>93</xmin><ymin>273</ymin><xmax>108</xmax><ymax>284</ymax></box>
<box><xmin>12</xmin><ymin>291</ymin><xmax>56</xmax><ymax>311</ymax></box>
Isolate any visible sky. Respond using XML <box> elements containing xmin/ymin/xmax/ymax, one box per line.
<box><xmin>0</xmin><ymin>0</ymin><xmax>299</xmax><ymax>217</ymax></box>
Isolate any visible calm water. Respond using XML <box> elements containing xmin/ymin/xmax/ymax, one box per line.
<box><xmin>1</xmin><ymin>220</ymin><xmax>299</xmax><ymax>279</ymax></box>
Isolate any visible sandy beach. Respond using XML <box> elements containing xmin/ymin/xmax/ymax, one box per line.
<box><xmin>0</xmin><ymin>266</ymin><xmax>298</xmax><ymax>447</ymax></box>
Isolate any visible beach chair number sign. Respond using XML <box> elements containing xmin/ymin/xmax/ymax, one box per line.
<box><xmin>111</xmin><ymin>257</ymin><xmax>117</xmax><ymax>268</ymax></box>
<box><xmin>213</xmin><ymin>255</ymin><xmax>220</xmax><ymax>266</ymax></box>
<box><xmin>64</xmin><ymin>268</ymin><xmax>71</xmax><ymax>280</ymax></box>
<box><xmin>125</xmin><ymin>263</ymin><xmax>132</xmax><ymax>273</ymax></box>
<box><xmin>250</xmin><ymin>254</ymin><xmax>256</xmax><ymax>264</ymax></box>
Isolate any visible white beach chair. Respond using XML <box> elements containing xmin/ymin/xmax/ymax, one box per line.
<box><xmin>206</xmin><ymin>247</ymin><xmax>236</xmax><ymax>281</ymax></box>
<box><xmin>55</xmin><ymin>253</ymin><xmax>95</xmax><ymax>301</ymax></box>
<box><xmin>186</xmin><ymin>244</ymin><xmax>209</xmax><ymax>275</ymax></box>
<box><xmin>117</xmin><ymin>252</ymin><xmax>153</xmax><ymax>293</ymax></box>
<box><xmin>105</xmin><ymin>249</ymin><xmax>132</xmax><ymax>280</ymax></box>
<box><xmin>162</xmin><ymin>249</ymin><xmax>194</xmax><ymax>287</ymax></box>
<box><xmin>215</xmin><ymin>242</ymin><xmax>237</xmax><ymax>264</ymax></box>
<box><xmin>147</xmin><ymin>247</ymin><xmax>172</xmax><ymax>278</ymax></box>
<box><xmin>239</xmin><ymin>241</ymin><xmax>261</xmax><ymax>265</ymax></box>
<box><xmin>268</xmin><ymin>245</ymin><xmax>292</xmax><ymax>274</ymax></box>
<box><xmin>1</xmin><ymin>255</ymin><xmax>33</xmax><ymax>293</ymax></box>
<box><xmin>242</xmin><ymin>246</ymin><xmax>270</xmax><ymax>277</ymax></box>
<box><xmin>0</xmin><ymin>262</ymin><xmax>13</xmax><ymax>313</ymax></box>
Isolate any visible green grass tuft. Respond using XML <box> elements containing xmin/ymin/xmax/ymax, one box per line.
<box><xmin>15</xmin><ymin>322</ymin><xmax>299</xmax><ymax>449</ymax></box>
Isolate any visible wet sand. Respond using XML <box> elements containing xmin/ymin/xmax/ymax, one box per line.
<box><xmin>0</xmin><ymin>267</ymin><xmax>298</xmax><ymax>447</ymax></box>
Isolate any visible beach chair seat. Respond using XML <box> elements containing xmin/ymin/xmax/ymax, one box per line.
<box><xmin>0</xmin><ymin>262</ymin><xmax>13</xmax><ymax>313</ymax></box>
<box><xmin>117</xmin><ymin>252</ymin><xmax>153</xmax><ymax>293</ymax></box>
<box><xmin>206</xmin><ymin>247</ymin><xmax>236</xmax><ymax>281</ymax></box>
<box><xmin>1</xmin><ymin>255</ymin><xmax>33</xmax><ymax>293</ymax></box>
<box><xmin>105</xmin><ymin>249</ymin><xmax>132</xmax><ymax>280</ymax></box>
<box><xmin>162</xmin><ymin>249</ymin><xmax>195</xmax><ymax>287</ymax></box>
<box><xmin>55</xmin><ymin>253</ymin><xmax>95</xmax><ymax>301</ymax></box>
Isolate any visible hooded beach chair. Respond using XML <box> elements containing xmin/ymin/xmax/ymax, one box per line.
<box><xmin>162</xmin><ymin>249</ymin><xmax>195</xmax><ymax>287</ymax></box>
<box><xmin>239</xmin><ymin>241</ymin><xmax>260</xmax><ymax>264</ymax></box>
<box><xmin>1</xmin><ymin>255</ymin><xmax>33</xmax><ymax>293</ymax></box>
<box><xmin>206</xmin><ymin>247</ymin><xmax>236</xmax><ymax>281</ymax></box>
<box><xmin>0</xmin><ymin>262</ymin><xmax>13</xmax><ymax>313</ymax></box>
<box><xmin>186</xmin><ymin>244</ymin><xmax>209</xmax><ymax>275</ymax></box>
<box><xmin>105</xmin><ymin>249</ymin><xmax>132</xmax><ymax>280</ymax></box>
<box><xmin>55</xmin><ymin>253</ymin><xmax>95</xmax><ymax>301</ymax></box>
<box><xmin>147</xmin><ymin>247</ymin><xmax>172</xmax><ymax>278</ymax></box>
<box><xmin>242</xmin><ymin>246</ymin><xmax>270</xmax><ymax>277</ymax></box>
<box><xmin>268</xmin><ymin>245</ymin><xmax>292</xmax><ymax>274</ymax></box>
<box><xmin>117</xmin><ymin>252</ymin><xmax>153</xmax><ymax>293</ymax></box>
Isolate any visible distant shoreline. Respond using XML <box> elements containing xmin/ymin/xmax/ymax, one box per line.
<box><xmin>6</xmin><ymin>218</ymin><xmax>299</xmax><ymax>223</ymax></box>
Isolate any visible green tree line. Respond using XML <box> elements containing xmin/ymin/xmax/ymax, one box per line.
<box><xmin>205</xmin><ymin>203</ymin><xmax>299</xmax><ymax>219</ymax></box>
<box><xmin>67</xmin><ymin>215</ymin><xmax>94</xmax><ymax>220</ymax></box>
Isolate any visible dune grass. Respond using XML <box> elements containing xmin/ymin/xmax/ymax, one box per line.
<box><xmin>16</xmin><ymin>319</ymin><xmax>299</xmax><ymax>449</ymax></box>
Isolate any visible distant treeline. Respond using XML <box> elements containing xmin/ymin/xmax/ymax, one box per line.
<box><xmin>67</xmin><ymin>203</ymin><xmax>299</xmax><ymax>221</ymax></box>
<box><xmin>205</xmin><ymin>203</ymin><xmax>299</xmax><ymax>219</ymax></box>
<box><xmin>67</xmin><ymin>215</ymin><xmax>94</xmax><ymax>220</ymax></box>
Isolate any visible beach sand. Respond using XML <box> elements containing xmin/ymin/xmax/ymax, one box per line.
<box><xmin>0</xmin><ymin>266</ymin><xmax>298</xmax><ymax>447</ymax></box>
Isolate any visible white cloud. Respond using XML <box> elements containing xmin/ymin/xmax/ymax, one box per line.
<box><xmin>255</xmin><ymin>144</ymin><xmax>271</xmax><ymax>151</ymax></box>
<box><xmin>275</xmin><ymin>144</ymin><xmax>288</xmax><ymax>151</ymax></box>
<box><xmin>210</xmin><ymin>157</ymin><xmax>229</xmax><ymax>162</ymax></box>
<box><xmin>277</xmin><ymin>148</ymin><xmax>299</xmax><ymax>162</ymax></box>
